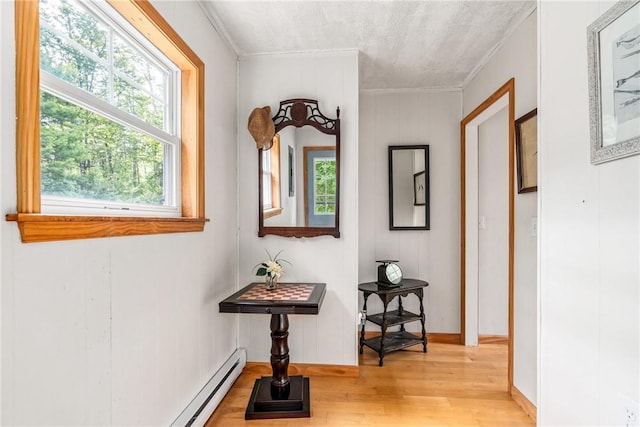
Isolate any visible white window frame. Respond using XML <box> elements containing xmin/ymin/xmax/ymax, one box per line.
<box><xmin>39</xmin><ymin>0</ymin><xmax>181</xmax><ymax>217</ymax></box>
<box><xmin>262</xmin><ymin>149</ymin><xmax>273</xmax><ymax>210</ymax></box>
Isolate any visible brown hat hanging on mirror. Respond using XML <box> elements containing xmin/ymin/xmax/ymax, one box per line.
<box><xmin>248</xmin><ymin>106</ymin><xmax>277</xmax><ymax>150</ymax></box>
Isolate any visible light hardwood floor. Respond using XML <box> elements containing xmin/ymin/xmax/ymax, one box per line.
<box><xmin>206</xmin><ymin>343</ymin><xmax>534</xmax><ymax>426</ymax></box>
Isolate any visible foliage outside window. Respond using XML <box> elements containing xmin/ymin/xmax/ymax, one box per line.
<box><xmin>9</xmin><ymin>0</ymin><xmax>206</xmax><ymax>243</ymax></box>
<box><xmin>40</xmin><ymin>0</ymin><xmax>179</xmax><ymax>214</ymax></box>
<box><xmin>313</xmin><ymin>158</ymin><xmax>336</xmax><ymax>215</ymax></box>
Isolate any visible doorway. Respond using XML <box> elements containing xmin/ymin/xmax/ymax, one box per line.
<box><xmin>460</xmin><ymin>79</ymin><xmax>515</xmax><ymax>390</ymax></box>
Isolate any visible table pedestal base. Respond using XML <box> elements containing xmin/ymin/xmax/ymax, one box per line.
<box><xmin>245</xmin><ymin>375</ymin><xmax>310</xmax><ymax>420</ymax></box>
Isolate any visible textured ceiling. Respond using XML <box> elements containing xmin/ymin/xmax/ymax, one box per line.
<box><xmin>200</xmin><ymin>1</ymin><xmax>535</xmax><ymax>90</ymax></box>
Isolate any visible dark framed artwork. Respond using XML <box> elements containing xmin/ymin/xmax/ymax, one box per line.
<box><xmin>413</xmin><ymin>170</ymin><xmax>426</xmax><ymax>205</ymax></box>
<box><xmin>288</xmin><ymin>145</ymin><xmax>294</xmax><ymax>197</ymax></box>
<box><xmin>515</xmin><ymin>108</ymin><xmax>537</xmax><ymax>193</ymax></box>
<box><xmin>588</xmin><ymin>0</ymin><xmax>640</xmax><ymax>164</ymax></box>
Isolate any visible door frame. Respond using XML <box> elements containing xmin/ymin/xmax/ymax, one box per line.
<box><xmin>460</xmin><ymin>78</ymin><xmax>515</xmax><ymax>391</ymax></box>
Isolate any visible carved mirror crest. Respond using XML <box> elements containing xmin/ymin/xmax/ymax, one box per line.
<box><xmin>258</xmin><ymin>99</ymin><xmax>341</xmax><ymax>238</ymax></box>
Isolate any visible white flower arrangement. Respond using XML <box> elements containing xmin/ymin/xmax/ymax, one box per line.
<box><xmin>254</xmin><ymin>250</ymin><xmax>292</xmax><ymax>282</ymax></box>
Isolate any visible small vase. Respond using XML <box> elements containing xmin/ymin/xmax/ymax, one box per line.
<box><xmin>265</xmin><ymin>275</ymin><xmax>278</xmax><ymax>291</ymax></box>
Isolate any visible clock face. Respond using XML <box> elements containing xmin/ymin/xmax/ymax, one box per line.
<box><xmin>386</xmin><ymin>263</ymin><xmax>403</xmax><ymax>285</ymax></box>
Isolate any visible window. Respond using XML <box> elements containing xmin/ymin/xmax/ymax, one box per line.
<box><xmin>40</xmin><ymin>0</ymin><xmax>179</xmax><ymax>215</ymax></box>
<box><xmin>262</xmin><ymin>149</ymin><xmax>273</xmax><ymax>209</ymax></box>
<box><xmin>313</xmin><ymin>157</ymin><xmax>336</xmax><ymax>214</ymax></box>
<box><xmin>9</xmin><ymin>0</ymin><xmax>206</xmax><ymax>242</ymax></box>
<box><xmin>262</xmin><ymin>135</ymin><xmax>281</xmax><ymax>219</ymax></box>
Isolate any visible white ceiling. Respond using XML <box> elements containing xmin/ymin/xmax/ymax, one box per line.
<box><xmin>200</xmin><ymin>0</ymin><xmax>535</xmax><ymax>90</ymax></box>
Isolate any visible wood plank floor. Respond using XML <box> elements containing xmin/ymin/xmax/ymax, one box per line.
<box><xmin>205</xmin><ymin>343</ymin><xmax>534</xmax><ymax>426</ymax></box>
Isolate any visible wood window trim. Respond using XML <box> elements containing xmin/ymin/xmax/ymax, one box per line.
<box><xmin>264</xmin><ymin>134</ymin><xmax>281</xmax><ymax>218</ymax></box>
<box><xmin>8</xmin><ymin>0</ymin><xmax>207</xmax><ymax>243</ymax></box>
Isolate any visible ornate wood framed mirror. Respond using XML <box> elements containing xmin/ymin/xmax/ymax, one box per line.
<box><xmin>258</xmin><ymin>99</ymin><xmax>341</xmax><ymax>238</ymax></box>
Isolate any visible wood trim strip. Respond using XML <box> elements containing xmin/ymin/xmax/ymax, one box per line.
<box><xmin>15</xmin><ymin>0</ymin><xmax>41</xmax><ymax>214</ymax></box>
<box><xmin>511</xmin><ymin>385</ymin><xmax>537</xmax><ymax>422</ymax></box>
<box><xmin>459</xmin><ymin>78</ymin><xmax>516</xmax><ymax>390</ymax></box>
<box><xmin>271</xmin><ymin>134</ymin><xmax>281</xmax><ymax>210</ymax></box>
<box><xmin>478</xmin><ymin>335</ymin><xmax>509</xmax><ymax>345</ymax></box>
<box><xmin>6</xmin><ymin>214</ymin><xmax>207</xmax><ymax>243</ymax></box>
<box><xmin>245</xmin><ymin>362</ymin><xmax>359</xmax><ymax>378</ymax></box>
<box><xmin>507</xmin><ymin>81</ymin><xmax>516</xmax><ymax>390</ymax></box>
<box><xmin>362</xmin><ymin>331</ymin><xmax>462</xmax><ymax>345</ymax></box>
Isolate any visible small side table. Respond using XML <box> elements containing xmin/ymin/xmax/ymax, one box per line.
<box><xmin>358</xmin><ymin>279</ymin><xmax>428</xmax><ymax>366</ymax></box>
<box><xmin>219</xmin><ymin>282</ymin><xmax>326</xmax><ymax>420</ymax></box>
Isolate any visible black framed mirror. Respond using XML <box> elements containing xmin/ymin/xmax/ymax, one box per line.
<box><xmin>388</xmin><ymin>145</ymin><xmax>430</xmax><ymax>230</ymax></box>
<box><xmin>258</xmin><ymin>99</ymin><xmax>341</xmax><ymax>238</ymax></box>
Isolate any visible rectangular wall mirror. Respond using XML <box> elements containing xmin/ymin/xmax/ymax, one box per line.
<box><xmin>388</xmin><ymin>145</ymin><xmax>430</xmax><ymax>230</ymax></box>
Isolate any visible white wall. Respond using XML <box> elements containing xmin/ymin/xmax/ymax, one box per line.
<box><xmin>539</xmin><ymin>2</ymin><xmax>640</xmax><ymax>425</ymax></box>
<box><xmin>358</xmin><ymin>90</ymin><xmax>462</xmax><ymax>333</ymax></box>
<box><xmin>463</xmin><ymin>11</ymin><xmax>538</xmax><ymax>404</ymax></box>
<box><xmin>478</xmin><ymin>107</ymin><xmax>509</xmax><ymax>336</ymax></box>
<box><xmin>238</xmin><ymin>52</ymin><xmax>359</xmax><ymax>366</ymax></box>
<box><xmin>0</xmin><ymin>1</ymin><xmax>239</xmax><ymax>425</ymax></box>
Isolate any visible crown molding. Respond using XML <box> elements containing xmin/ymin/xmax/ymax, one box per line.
<box><xmin>238</xmin><ymin>48</ymin><xmax>360</xmax><ymax>61</ymax></box>
<box><xmin>361</xmin><ymin>86</ymin><xmax>462</xmax><ymax>94</ymax></box>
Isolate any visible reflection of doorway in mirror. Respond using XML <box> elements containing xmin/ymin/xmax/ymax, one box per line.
<box><xmin>303</xmin><ymin>146</ymin><xmax>336</xmax><ymax>227</ymax></box>
<box><xmin>413</xmin><ymin>171</ymin><xmax>426</xmax><ymax>205</ymax></box>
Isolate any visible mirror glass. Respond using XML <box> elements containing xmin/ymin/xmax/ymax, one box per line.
<box><xmin>388</xmin><ymin>145</ymin><xmax>430</xmax><ymax>230</ymax></box>
<box><xmin>259</xmin><ymin>99</ymin><xmax>340</xmax><ymax>238</ymax></box>
<box><xmin>262</xmin><ymin>126</ymin><xmax>336</xmax><ymax>228</ymax></box>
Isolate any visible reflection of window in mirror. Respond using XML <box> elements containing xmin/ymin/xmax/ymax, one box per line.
<box><xmin>313</xmin><ymin>158</ymin><xmax>336</xmax><ymax>215</ymax></box>
<box><xmin>303</xmin><ymin>146</ymin><xmax>336</xmax><ymax>227</ymax></box>
<box><xmin>263</xmin><ymin>135</ymin><xmax>282</xmax><ymax>219</ymax></box>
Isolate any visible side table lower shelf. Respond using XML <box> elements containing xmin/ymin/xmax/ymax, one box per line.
<box><xmin>361</xmin><ymin>331</ymin><xmax>425</xmax><ymax>365</ymax></box>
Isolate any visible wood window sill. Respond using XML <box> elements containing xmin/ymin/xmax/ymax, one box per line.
<box><xmin>263</xmin><ymin>208</ymin><xmax>283</xmax><ymax>220</ymax></box>
<box><xmin>5</xmin><ymin>213</ymin><xmax>208</xmax><ymax>243</ymax></box>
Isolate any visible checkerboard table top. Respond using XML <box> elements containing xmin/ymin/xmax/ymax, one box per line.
<box><xmin>238</xmin><ymin>283</ymin><xmax>315</xmax><ymax>301</ymax></box>
<box><xmin>219</xmin><ymin>282</ymin><xmax>326</xmax><ymax>315</ymax></box>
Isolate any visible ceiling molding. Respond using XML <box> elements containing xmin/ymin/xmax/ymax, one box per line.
<box><xmin>197</xmin><ymin>0</ymin><xmax>239</xmax><ymax>56</ymax></box>
<box><xmin>462</xmin><ymin>3</ymin><xmax>537</xmax><ymax>88</ymax></box>
<box><xmin>238</xmin><ymin>48</ymin><xmax>360</xmax><ymax>61</ymax></box>
<box><xmin>361</xmin><ymin>86</ymin><xmax>462</xmax><ymax>94</ymax></box>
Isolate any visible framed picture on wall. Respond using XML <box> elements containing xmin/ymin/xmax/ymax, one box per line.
<box><xmin>413</xmin><ymin>170</ymin><xmax>426</xmax><ymax>206</ymax></box>
<box><xmin>588</xmin><ymin>0</ymin><xmax>640</xmax><ymax>164</ymax></box>
<box><xmin>515</xmin><ymin>108</ymin><xmax>538</xmax><ymax>193</ymax></box>
<box><xmin>288</xmin><ymin>145</ymin><xmax>294</xmax><ymax>197</ymax></box>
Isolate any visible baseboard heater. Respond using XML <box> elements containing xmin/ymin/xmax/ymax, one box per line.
<box><xmin>172</xmin><ymin>348</ymin><xmax>247</xmax><ymax>427</ymax></box>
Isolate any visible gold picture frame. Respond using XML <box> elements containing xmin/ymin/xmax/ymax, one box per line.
<box><xmin>515</xmin><ymin>108</ymin><xmax>537</xmax><ymax>194</ymax></box>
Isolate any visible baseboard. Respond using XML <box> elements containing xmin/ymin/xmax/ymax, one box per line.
<box><xmin>172</xmin><ymin>348</ymin><xmax>246</xmax><ymax>426</ymax></box>
<box><xmin>245</xmin><ymin>362</ymin><xmax>359</xmax><ymax>378</ymax></box>
<box><xmin>361</xmin><ymin>331</ymin><xmax>462</xmax><ymax>344</ymax></box>
<box><xmin>478</xmin><ymin>334</ymin><xmax>509</xmax><ymax>345</ymax></box>
<box><xmin>511</xmin><ymin>385</ymin><xmax>537</xmax><ymax>422</ymax></box>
